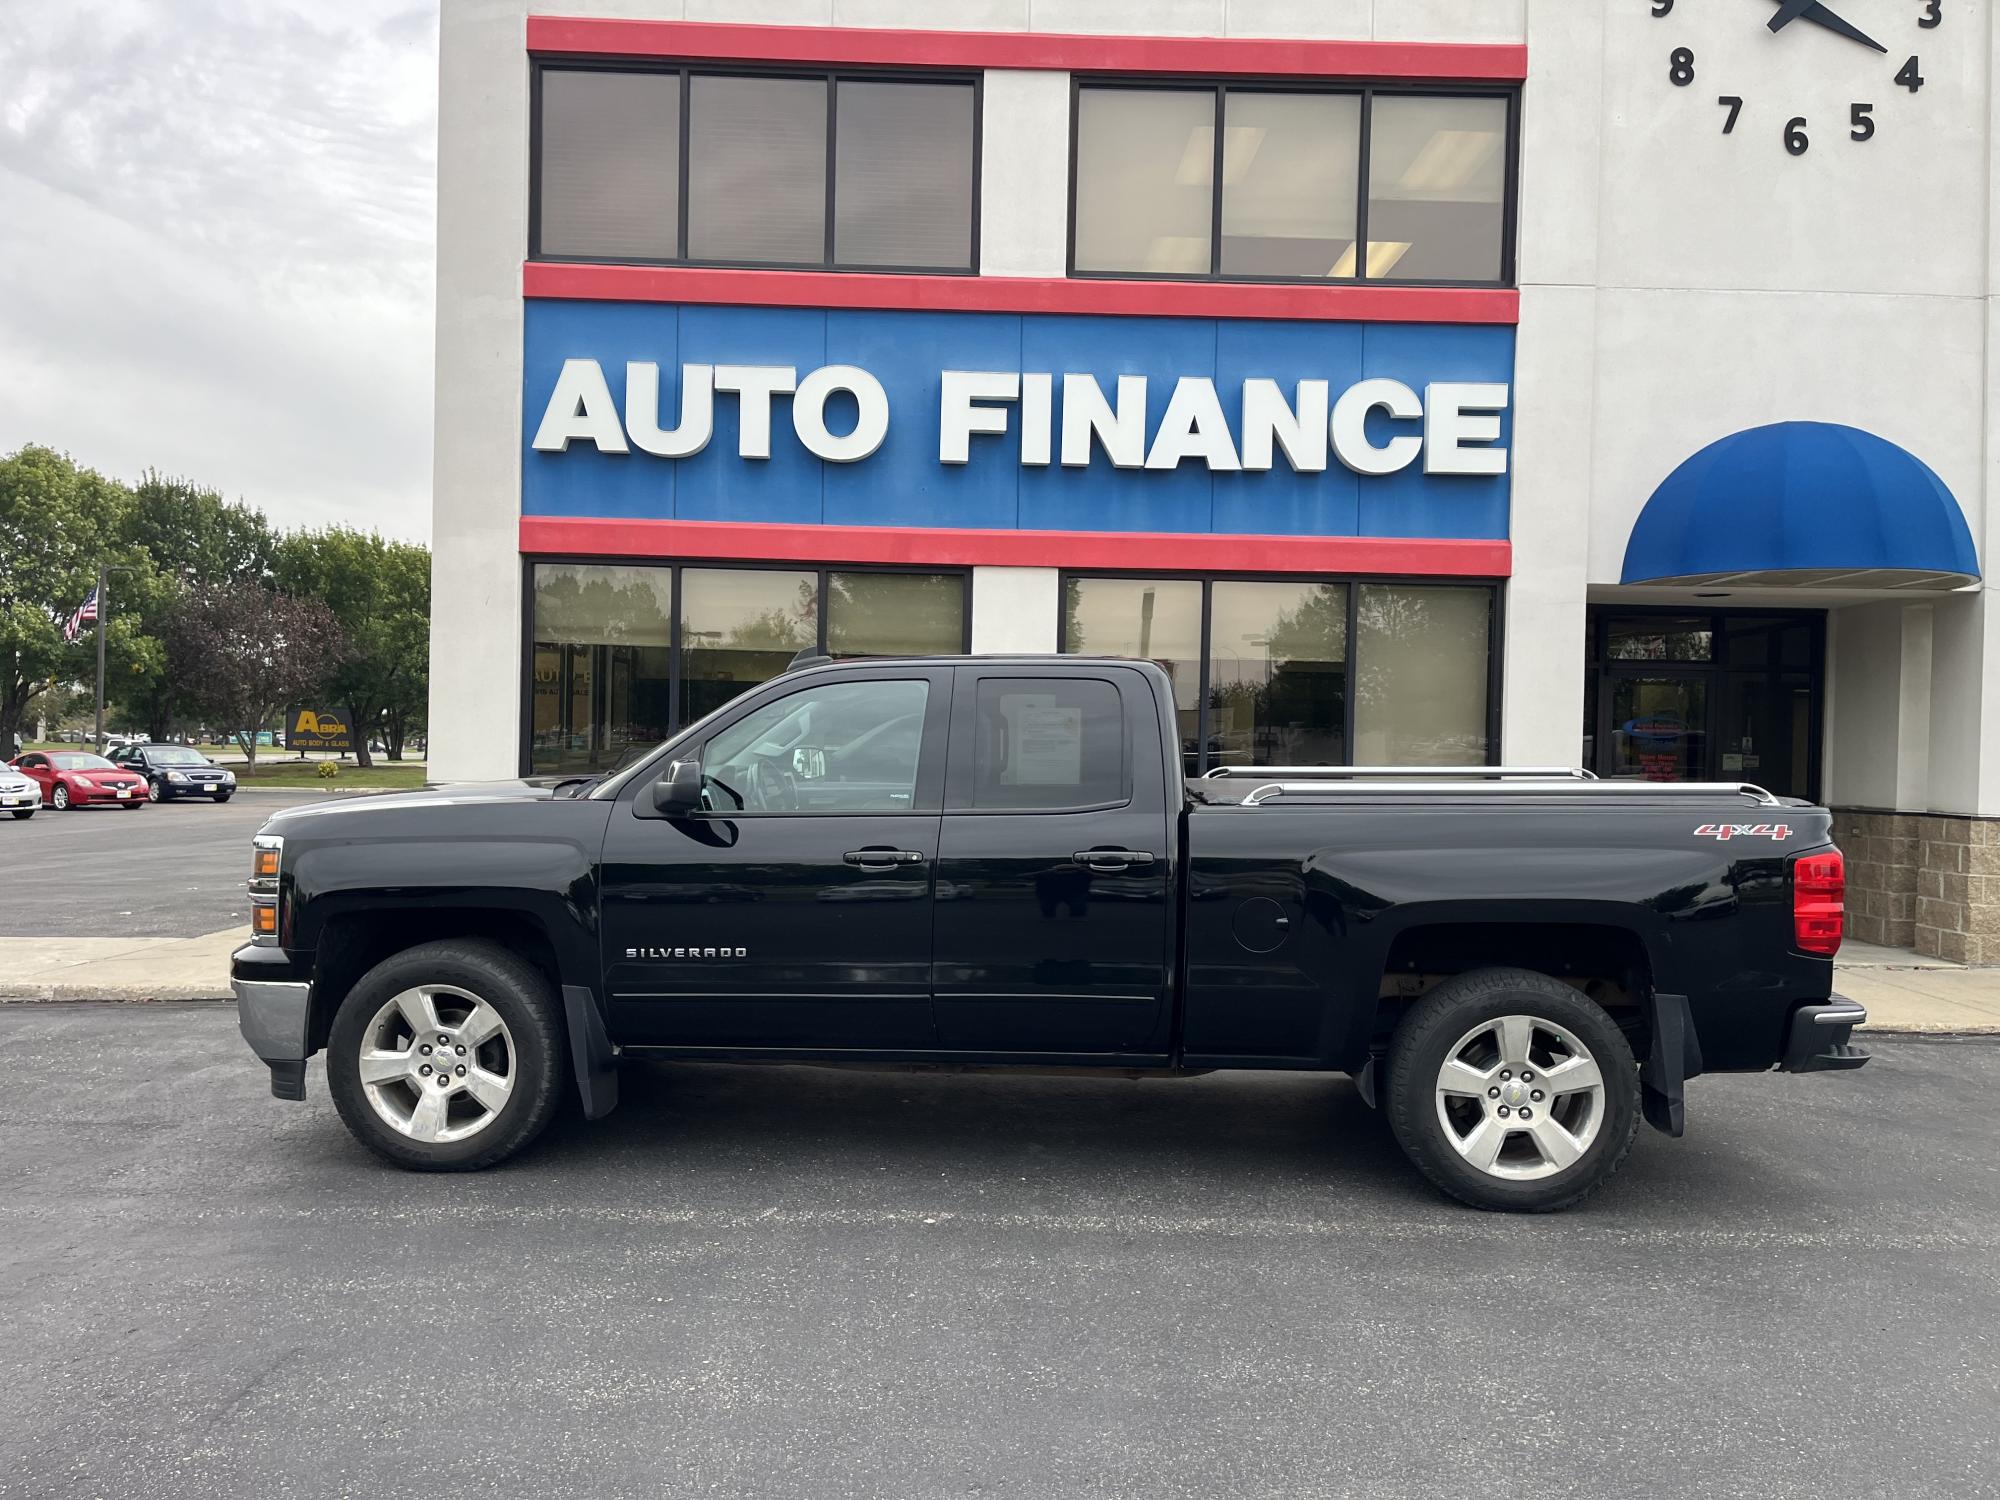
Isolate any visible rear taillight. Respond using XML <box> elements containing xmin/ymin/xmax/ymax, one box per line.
<box><xmin>1792</xmin><ymin>848</ymin><xmax>1844</xmax><ymax>957</ymax></box>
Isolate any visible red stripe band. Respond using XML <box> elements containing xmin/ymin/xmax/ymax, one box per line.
<box><xmin>519</xmin><ymin>517</ymin><xmax>1512</xmax><ymax>577</ymax></box>
<box><xmin>523</xmin><ymin>263</ymin><xmax>1519</xmax><ymax>325</ymax></box>
<box><xmin>526</xmin><ymin>18</ymin><xmax>1528</xmax><ymax>82</ymax></box>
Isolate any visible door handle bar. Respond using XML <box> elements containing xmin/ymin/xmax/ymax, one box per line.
<box><xmin>1072</xmin><ymin>850</ymin><xmax>1157</xmax><ymax>871</ymax></box>
<box><xmin>844</xmin><ymin>849</ymin><xmax>927</xmax><ymax>867</ymax></box>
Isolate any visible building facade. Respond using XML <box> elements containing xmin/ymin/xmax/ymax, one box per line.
<box><xmin>433</xmin><ymin>0</ymin><xmax>2000</xmax><ymax>958</ymax></box>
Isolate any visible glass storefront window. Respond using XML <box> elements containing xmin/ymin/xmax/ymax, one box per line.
<box><xmin>828</xmin><ymin>571</ymin><xmax>965</xmax><ymax>658</ymax></box>
<box><xmin>1353</xmin><ymin>584</ymin><xmax>1491</xmax><ymax>765</ymax></box>
<box><xmin>1072</xmin><ymin>87</ymin><xmax>1216</xmax><ymax>275</ymax></box>
<box><xmin>1606</xmin><ymin>614</ymin><xmax>1714</xmax><ymax>661</ymax></box>
<box><xmin>530</xmin><ymin>564</ymin><xmax>674</xmax><ymax>776</ymax></box>
<box><xmin>680</xmin><ymin>568</ymin><xmax>819</xmax><ymax>724</ymax></box>
<box><xmin>1365</xmin><ymin>94</ymin><xmax>1508</xmax><ymax>283</ymax></box>
<box><xmin>1061</xmin><ymin>576</ymin><xmax>1204</xmax><ymax>775</ymax></box>
<box><xmin>1219</xmin><ymin>92</ymin><xmax>1361</xmax><ymax>279</ymax></box>
<box><xmin>1609</xmin><ymin>677</ymin><xmax>1709</xmax><ymax>783</ymax></box>
<box><xmin>1208</xmin><ymin>581</ymin><xmax>1348</xmax><ymax>768</ymax></box>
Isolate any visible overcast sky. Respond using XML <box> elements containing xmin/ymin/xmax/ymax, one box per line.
<box><xmin>0</xmin><ymin>1</ymin><xmax>438</xmax><ymax>541</ymax></box>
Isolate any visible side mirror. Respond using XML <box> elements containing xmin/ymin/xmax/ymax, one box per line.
<box><xmin>649</xmin><ymin>758</ymin><xmax>704</xmax><ymax>816</ymax></box>
<box><xmin>792</xmin><ymin>746</ymin><xmax>826</xmax><ymax>781</ymax></box>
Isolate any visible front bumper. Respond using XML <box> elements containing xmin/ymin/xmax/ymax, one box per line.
<box><xmin>233</xmin><ymin>945</ymin><xmax>311</xmax><ymax>1100</ymax></box>
<box><xmin>1779</xmin><ymin>1000</ymin><xmax>1870</xmax><ymax>1073</ymax></box>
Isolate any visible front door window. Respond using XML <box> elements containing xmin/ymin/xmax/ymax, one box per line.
<box><xmin>1608</xmin><ymin>676</ymin><xmax>1707</xmax><ymax>782</ymax></box>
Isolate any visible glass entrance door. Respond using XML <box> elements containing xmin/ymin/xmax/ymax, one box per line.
<box><xmin>1607</xmin><ymin>675</ymin><xmax>1707</xmax><ymax>782</ymax></box>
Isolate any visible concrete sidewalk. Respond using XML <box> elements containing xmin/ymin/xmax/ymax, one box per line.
<box><xmin>3</xmin><ymin>929</ymin><xmax>1997</xmax><ymax>1032</ymax></box>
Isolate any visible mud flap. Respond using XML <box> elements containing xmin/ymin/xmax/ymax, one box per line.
<box><xmin>1640</xmin><ymin>991</ymin><xmax>1704</xmax><ymax>1138</ymax></box>
<box><xmin>561</xmin><ymin>983</ymin><xmax>620</xmax><ymax>1120</ymax></box>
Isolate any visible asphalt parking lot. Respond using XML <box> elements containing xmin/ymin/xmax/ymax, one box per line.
<box><xmin>1</xmin><ymin>1006</ymin><xmax>1994</xmax><ymax>1499</ymax></box>
<box><xmin>0</xmin><ymin>790</ymin><xmax>320</xmax><ymax>937</ymax></box>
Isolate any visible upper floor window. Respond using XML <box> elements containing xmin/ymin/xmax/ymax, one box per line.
<box><xmin>1070</xmin><ymin>82</ymin><xmax>1514</xmax><ymax>285</ymax></box>
<box><xmin>533</xmin><ymin>65</ymin><xmax>979</xmax><ymax>273</ymax></box>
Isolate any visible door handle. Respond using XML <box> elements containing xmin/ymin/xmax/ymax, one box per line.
<box><xmin>844</xmin><ymin>848</ymin><xmax>927</xmax><ymax>867</ymax></box>
<box><xmin>1073</xmin><ymin>849</ymin><xmax>1157</xmax><ymax>872</ymax></box>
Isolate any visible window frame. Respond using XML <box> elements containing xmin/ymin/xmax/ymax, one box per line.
<box><xmin>949</xmin><ymin>670</ymin><xmax>1136</xmax><ymax>816</ymax></box>
<box><xmin>529</xmin><ymin>59</ymin><xmax>984</xmax><ymax>276</ymax></box>
<box><xmin>520</xmin><ymin>556</ymin><xmax>974</xmax><ymax>777</ymax></box>
<box><xmin>1064</xmin><ymin>75</ymin><xmax>1520</xmax><ymax>289</ymax></box>
<box><xmin>1055</xmin><ymin>568</ymin><xmax>1503</xmax><ymax>774</ymax></box>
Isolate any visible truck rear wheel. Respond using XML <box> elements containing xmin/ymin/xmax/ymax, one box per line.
<box><xmin>326</xmin><ymin>940</ymin><xmax>566</xmax><ymax>1172</ymax></box>
<box><xmin>1385</xmin><ymin>968</ymin><xmax>1639</xmax><ymax>1213</ymax></box>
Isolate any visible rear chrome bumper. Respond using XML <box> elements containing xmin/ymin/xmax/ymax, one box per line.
<box><xmin>1779</xmin><ymin>1000</ymin><xmax>1870</xmax><ymax>1073</ymax></box>
<box><xmin>234</xmin><ymin>973</ymin><xmax>312</xmax><ymax>1100</ymax></box>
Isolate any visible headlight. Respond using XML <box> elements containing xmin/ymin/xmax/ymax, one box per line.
<box><xmin>223</xmin><ymin>771</ymin><xmax>237</xmax><ymax>783</ymax></box>
<box><xmin>167</xmin><ymin>771</ymin><xmax>189</xmax><ymax>782</ymax></box>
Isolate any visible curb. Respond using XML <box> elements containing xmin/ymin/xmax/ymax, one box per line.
<box><xmin>1</xmin><ymin>987</ymin><xmax>233</xmax><ymax>1004</ymax></box>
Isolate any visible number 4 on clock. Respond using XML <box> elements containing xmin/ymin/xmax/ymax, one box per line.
<box><xmin>1718</xmin><ymin>95</ymin><xmax>1743</xmax><ymax>134</ymax></box>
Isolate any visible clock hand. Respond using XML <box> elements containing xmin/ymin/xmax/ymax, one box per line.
<box><xmin>1767</xmin><ymin>0</ymin><xmax>1889</xmax><ymax>53</ymax></box>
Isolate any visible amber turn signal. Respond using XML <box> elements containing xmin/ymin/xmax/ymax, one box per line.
<box><xmin>251</xmin><ymin>904</ymin><xmax>278</xmax><ymax>937</ymax></box>
<box><xmin>253</xmin><ymin>848</ymin><xmax>280</xmax><ymax>879</ymax></box>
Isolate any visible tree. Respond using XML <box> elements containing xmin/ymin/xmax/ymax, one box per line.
<box><xmin>161</xmin><ymin>587</ymin><xmax>342</xmax><ymax>766</ymax></box>
<box><xmin>275</xmin><ymin>527</ymin><xmax>430</xmax><ymax>768</ymax></box>
<box><xmin>0</xmin><ymin>446</ymin><xmax>137</xmax><ymax>753</ymax></box>
<box><xmin>112</xmin><ymin>473</ymin><xmax>278</xmax><ymax>739</ymax></box>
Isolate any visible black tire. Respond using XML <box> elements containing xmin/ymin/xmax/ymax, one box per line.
<box><xmin>9</xmin><ymin>809</ymin><xmax>31</xmax><ymax>820</ymax></box>
<box><xmin>215</xmin><ymin>793</ymin><xmax>232</xmax><ymax>802</ymax></box>
<box><xmin>51</xmin><ymin>784</ymin><xmax>71</xmax><ymax>811</ymax></box>
<box><xmin>147</xmin><ymin>780</ymin><xmax>163</xmax><ymax>802</ymax></box>
<box><xmin>122</xmin><ymin>800</ymin><xmax>143</xmax><ymax>810</ymax></box>
<box><xmin>1385</xmin><ymin>967</ymin><xmax>1640</xmax><ymax>1213</ymax></box>
<box><xmin>326</xmin><ymin>939</ymin><xmax>567</xmax><ymax>1172</ymax></box>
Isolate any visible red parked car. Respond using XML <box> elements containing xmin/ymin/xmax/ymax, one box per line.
<box><xmin>9</xmin><ymin>751</ymin><xmax>148</xmax><ymax>811</ymax></box>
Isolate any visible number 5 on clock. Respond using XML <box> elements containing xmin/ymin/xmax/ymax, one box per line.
<box><xmin>1718</xmin><ymin>95</ymin><xmax>1743</xmax><ymax>134</ymax></box>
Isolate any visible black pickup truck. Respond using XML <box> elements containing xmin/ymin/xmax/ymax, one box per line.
<box><xmin>232</xmin><ymin>654</ymin><xmax>1867</xmax><ymax>1211</ymax></box>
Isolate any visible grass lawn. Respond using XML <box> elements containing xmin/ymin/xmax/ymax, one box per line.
<box><xmin>230</xmin><ymin>762</ymin><xmax>428</xmax><ymax>790</ymax></box>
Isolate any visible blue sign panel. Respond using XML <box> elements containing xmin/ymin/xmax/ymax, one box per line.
<box><xmin>522</xmin><ymin>300</ymin><xmax>1514</xmax><ymax>540</ymax></box>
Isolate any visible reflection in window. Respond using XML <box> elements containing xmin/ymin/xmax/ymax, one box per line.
<box><xmin>1353</xmin><ymin>584</ymin><xmax>1490</xmax><ymax>765</ymax></box>
<box><xmin>680</xmin><ymin>568</ymin><xmax>818</xmax><ymax>725</ymax></box>
<box><xmin>1061</xmin><ymin>576</ymin><xmax>1204</xmax><ymax>776</ymax></box>
<box><xmin>1208</xmin><ymin>581</ymin><xmax>1349</xmax><ymax>769</ymax></box>
<box><xmin>828</xmin><ymin>572</ymin><xmax>966</xmax><ymax>658</ymax></box>
<box><xmin>530</xmin><ymin>564</ymin><xmax>674</xmax><ymax>776</ymax></box>
<box><xmin>1605</xmin><ymin>615</ymin><xmax>1714</xmax><ymax>662</ymax></box>
<box><xmin>687</xmin><ymin>74</ymin><xmax>828</xmax><ymax>265</ymax></box>
<box><xmin>833</xmin><ymin>81</ymin><xmax>976</xmax><ymax>270</ymax></box>
<box><xmin>1365</xmin><ymin>95</ymin><xmax>1508</xmax><ymax>283</ymax></box>
<box><xmin>537</xmin><ymin>70</ymin><xmax>681</xmax><ymax>260</ymax></box>
<box><xmin>1072</xmin><ymin>88</ymin><xmax>1215</xmax><ymax>275</ymax></box>
<box><xmin>1220</xmin><ymin>92</ymin><xmax>1361</xmax><ymax>279</ymax></box>
<box><xmin>703</xmin><ymin>678</ymin><xmax>929</xmax><ymax>814</ymax></box>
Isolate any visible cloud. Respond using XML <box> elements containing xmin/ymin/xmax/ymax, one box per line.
<box><xmin>0</xmin><ymin>0</ymin><xmax>438</xmax><ymax>540</ymax></box>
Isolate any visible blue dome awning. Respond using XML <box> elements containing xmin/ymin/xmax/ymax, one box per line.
<box><xmin>1622</xmin><ymin>422</ymin><xmax>1979</xmax><ymax>590</ymax></box>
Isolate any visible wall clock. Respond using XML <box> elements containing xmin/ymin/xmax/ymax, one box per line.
<box><xmin>1650</xmin><ymin>0</ymin><xmax>1940</xmax><ymax>154</ymax></box>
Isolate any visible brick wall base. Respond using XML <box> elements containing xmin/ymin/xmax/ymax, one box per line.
<box><xmin>1832</xmin><ymin>808</ymin><xmax>2000</xmax><ymax>964</ymax></box>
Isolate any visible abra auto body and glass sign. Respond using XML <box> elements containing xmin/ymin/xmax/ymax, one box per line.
<box><xmin>520</xmin><ymin>302</ymin><xmax>1516</xmax><ymax>541</ymax></box>
<box><xmin>533</xmin><ymin>359</ymin><xmax>1511</xmax><ymax>479</ymax></box>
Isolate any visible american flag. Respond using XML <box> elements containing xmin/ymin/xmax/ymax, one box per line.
<box><xmin>63</xmin><ymin>588</ymin><xmax>98</xmax><ymax>644</ymax></box>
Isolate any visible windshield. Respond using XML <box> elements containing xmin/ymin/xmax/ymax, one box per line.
<box><xmin>50</xmin><ymin>754</ymin><xmax>115</xmax><ymax>770</ymax></box>
<box><xmin>147</xmin><ymin>749</ymin><xmax>210</xmax><ymax>766</ymax></box>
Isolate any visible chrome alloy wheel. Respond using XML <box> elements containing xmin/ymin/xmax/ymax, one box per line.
<box><xmin>1433</xmin><ymin>1013</ymin><xmax>1606</xmax><ymax>1181</ymax></box>
<box><xmin>357</xmin><ymin>985</ymin><xmax>516</xmax><ymax>1144</ymax></box>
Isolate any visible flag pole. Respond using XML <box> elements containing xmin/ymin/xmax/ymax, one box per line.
<box><xmin>93</xmin><ymin>564</ymin><xmax>108</xmax><ymax>754</ymax></box>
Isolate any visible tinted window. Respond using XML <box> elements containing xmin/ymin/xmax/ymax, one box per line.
<box><xmin>1365</xmin><ymin>94</ymin><xmax>1509</xmax><ymax>282</ymax></box>
<box><xmin>1072</xmin><ymin>87</ymin><xmax>1214</xmax><ymax>275</ymax></box>
<box><xmin>537</xmin><ymin>69</ymin><xmax>681</xmax><ymax>259</ymax></box>
<box><xmin>833</xmin><ymin>80</ymin><xmax>976</xmax><ymax>270</ymax></box>
<box><xmin>1208</xmin><ymin>580</ymin><xmax>1348</xmax><ymax>768</ymax></box>
<box><xmin>147</xmin><ymin>749</ymin><xmax>209</xmax><ymax>766</ymax></box>
<box><xmin>702</xmin><ymin>678</ymin><xmax>929</xmax><ymax>814</ymax></box>
<box><xmin>1061</xmin><ymin>576</ymin><xmax>1203</xmax><ymax>777</ymax></box>
<box><xmin>1606</xmin><ymin>615</ymin><xmax>1714</xmax><ymax>662</ymax></box>
<box><xmin>971</xmin><ymin>678</ymin><xmax>1125</xmax><ymax>811</ymax></box>
<box><xmin>687</xmin><ymin>74</ymin><xmax>828</xmax><ymax>265</ymax></box>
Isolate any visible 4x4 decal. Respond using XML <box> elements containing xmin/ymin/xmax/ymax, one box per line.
<box><xmin>1694</xmin><ymin>822</ymin><xmax>1792</xmax><ymax>842</ymax></box>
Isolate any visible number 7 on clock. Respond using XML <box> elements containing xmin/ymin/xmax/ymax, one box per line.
<box><xmin>1718</xmin><ymin>95</ymin><xmax>1744</xmax><ymax>134</ymax></box>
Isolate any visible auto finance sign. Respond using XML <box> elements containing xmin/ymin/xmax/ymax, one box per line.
<box><xmin>522</xmin><ymin>301</ymin><xmax>1515</xmax><ymax>541</ymax></box>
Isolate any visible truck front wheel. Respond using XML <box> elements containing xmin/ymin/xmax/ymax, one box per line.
<box><xmin>1385</xmin><ymin>968</ymin><xmax>1640</xmax><ymax>1213</ymax></box>
<box><xmin>326</xmin><ymin>940</ymin><xmax>567</xmax><ymax>1172</ymax></box>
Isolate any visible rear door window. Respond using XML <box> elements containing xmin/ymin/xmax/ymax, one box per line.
<box><xmin>967</xmin><ymin>677</ymin><xmax>1127</xmax><ymax>811</ymax></box>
